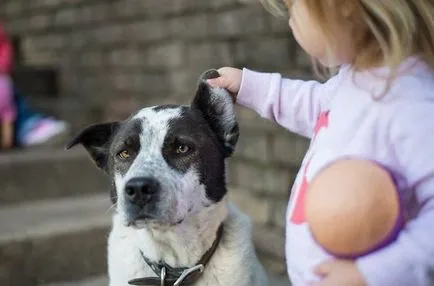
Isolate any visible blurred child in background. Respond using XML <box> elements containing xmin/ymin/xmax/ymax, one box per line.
<box><xmin>0</xmin><ymin>24</ymin><xmax>68</xmax><ymax>149</ymax></box>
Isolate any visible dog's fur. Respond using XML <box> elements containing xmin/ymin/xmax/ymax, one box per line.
<box><xmin>67</xmin><ymin>70</ymin><xmax>268</xmax><ymax>286</ymax></box>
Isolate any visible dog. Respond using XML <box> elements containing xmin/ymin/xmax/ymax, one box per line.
<box><xmin>66</xmin><ymin>70</ymin><xmax>269</xmax><ymax>286</ymax></box>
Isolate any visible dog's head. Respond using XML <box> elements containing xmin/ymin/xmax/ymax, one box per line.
<box><xmin>66</xmin><ymin>70</ymin><xmax>239</xmax><ymax>227</ymax></box>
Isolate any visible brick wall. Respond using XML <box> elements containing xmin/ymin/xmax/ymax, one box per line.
<box><xmin>0</xmin><ymin>0</ymin><xmax>313</xmax><ymax>275</ymax></box>
<box><xmin>227</xmin><ymin>108</ymin><xmax>310</xmax><ymax>274</ymax></box>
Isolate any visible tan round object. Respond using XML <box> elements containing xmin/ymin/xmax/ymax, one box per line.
<box><xmin>305</xmin><ymin>159</ymin><xmax>401</xmax><ymax>257</ymax></box>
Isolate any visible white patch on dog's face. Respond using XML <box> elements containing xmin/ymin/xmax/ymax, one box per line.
<box><xmin>113</xmin><ymin>107</ymin><xmax>214</xmax><ymax>226</ymax></box>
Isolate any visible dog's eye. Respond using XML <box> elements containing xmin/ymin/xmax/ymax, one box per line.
<box><xmin>175</xmin><ymin>144</ymin><xmax>190</xmax><ymax>155</ymax></box>
<box><xmin>118</xmin><ymin>150</ymin><xmax>130</xmax><ymax>159</ymax></box>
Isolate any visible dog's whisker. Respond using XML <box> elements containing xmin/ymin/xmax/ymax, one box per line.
<box><xmin>104</xmin><ymin>203</ymin><xmax>117</xmax><ymax>215</ymax></box>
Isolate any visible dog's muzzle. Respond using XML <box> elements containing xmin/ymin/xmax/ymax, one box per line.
<box><xmin>125</xmin><ymin>177</ymin><xmax>160</xmax><ymax>208</ymax></box>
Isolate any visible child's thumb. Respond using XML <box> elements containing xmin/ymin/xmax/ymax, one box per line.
<box><xmin>207</xmin><ymin>77</ymin><xmax>229</xmax><ymax>89</ymax></box>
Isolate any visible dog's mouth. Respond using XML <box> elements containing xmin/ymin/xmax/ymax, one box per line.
<box><xmin>126</xmin><ymin>214</ymin><xmax>185</xmax><ymax>228</ymax></box>
<box><xmin>125</xmin><ymin>214</ymin><xmax>156</xmax><ymax>227</ymax></box>
<box><xmin>122</xmin><ymin>199</ymin><xmax>193</xmax><ymax>228</ymax></box>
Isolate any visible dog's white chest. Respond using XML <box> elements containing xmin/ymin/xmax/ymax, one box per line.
<box><xmin>107</xmin><ymin>209</ymin><xmax>268</xmax><ymax>286</ymax></box>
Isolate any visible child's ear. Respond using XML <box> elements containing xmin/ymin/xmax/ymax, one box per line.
<box><xmin>191</xmin><ymin>69</ymin><xmax>239</xmax><ymax>157</ymax></box>
<box><xmin>65</xmin><ymin>122</ymin><xmax>119</xmax><ymax>170</ymax></box>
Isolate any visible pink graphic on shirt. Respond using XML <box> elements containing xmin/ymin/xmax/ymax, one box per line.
<box><xmin>313</xmin><ymin>111</ymin><xmax>330</xmax><ymax>140</ymax></box>
<box><xmin>290</xmin><ymin>111</ymin><xmax>329</xmax><ymax>225</ymax></box>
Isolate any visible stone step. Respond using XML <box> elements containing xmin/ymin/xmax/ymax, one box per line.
<box><xmin>0</xmin><ymin>192</ymin><xmax>290</xmax><ymax>286</ymax></box>
<box><xmin>26</xmin><ymin>97</ymin><xmax>104</xmax><ymax>133</ymax></box>
<box><xmin>0</xmin><ymin>147</ymin><xmax>109</xmax><ymax>205</ymax></box>
<box><xmin>44</xmin><ymin>274</ymin><xmax>291</xmax><ymax>286</ymax></box>
<box><xmin>43</xmin><ymin>276</ymin><xmax>108</xmax><ymax>286</ymax></box>
<box><xmin>0</xmin><ymin>193</ymin><xmax>112</xmax><ymax>286</ymax></box>
<box><xmin>270</xmin><ymin>274</ymin><xmax>291</xmax><ymax>286</ymax></box>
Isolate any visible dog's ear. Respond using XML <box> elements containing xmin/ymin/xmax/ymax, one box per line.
<box><xmin>65</xmin><ymin>122</ymin><xmax>119</xmax><ymax>170</ymax></box>
<box><xmin>191</xmin><ymin>69</ymin><xmax>239</xmax><ymax>157</ymax></box>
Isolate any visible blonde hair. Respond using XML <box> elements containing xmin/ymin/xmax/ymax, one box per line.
<box><xmin>261</xmin><ymin>0</ymin><xmax>434</xmax><ymax>77</ymax></box>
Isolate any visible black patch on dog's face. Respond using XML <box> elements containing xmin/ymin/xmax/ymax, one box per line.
<box><xmin>153</xmin><ymin>105</ymin><xmax>180</xmax><ymax>112</ymax></box>
<box><xmin>107</xmin><ymin>119</ymin><xmax>142</xmax><ymax>177</ymax></box>
<box><xmin>162</xmin><ymin>108</ymin><xmax>227</xmax><ymax>202</ymax></box>
<box><xmin>101</xmin><ymin>119</ymin><xmax>142</xmax><ymax>204</ymax></box>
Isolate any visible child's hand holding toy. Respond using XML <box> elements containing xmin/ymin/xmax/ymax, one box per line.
<box><xmin>306</xmin><ymin>159</ymin><xmax>404</xmax><ymax>285</ymax></box>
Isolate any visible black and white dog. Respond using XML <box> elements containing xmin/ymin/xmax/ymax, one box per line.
<box><xmin>66</xmin><ymin>70</ymin><xmax>268</xmax><ymax>286</ymax></box>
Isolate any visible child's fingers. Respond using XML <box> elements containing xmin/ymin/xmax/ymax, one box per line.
<box><xmin>207</xmin><ymin>77</ymin><xmax>229</xmax><ymax>89</ymax></box>
<box><xmin>313</xmin><ymin>260</ymin><xmax>333</xmax><ymax>276</ymax></box>
<box><xmin>207</xmin><ymin>67</ymin><xmax>241</xmax><ymax>94</ymax></box>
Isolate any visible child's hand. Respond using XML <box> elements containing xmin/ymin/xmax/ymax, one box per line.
<box><xmin>206</xmin><ymin>67</ymin><xmax>242</xmax><ymax>97</ymax></box>
<box><xmin>311</xmin><ymin>259</ymin><xmax>366</xmax><ymax>286</ymax></box>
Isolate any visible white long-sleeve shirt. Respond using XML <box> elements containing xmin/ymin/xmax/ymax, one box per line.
<box><xmin>237</xmin><ymin>57</ymin><xmax>434</xmax><ymax>286</ymax></box>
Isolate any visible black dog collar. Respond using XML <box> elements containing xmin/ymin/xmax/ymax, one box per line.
<box><xmin>128</xmin><ymin>225</ymin><xmax>224</xmax><ymax>286</ymax></box>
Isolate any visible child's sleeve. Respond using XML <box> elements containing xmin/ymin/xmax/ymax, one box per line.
<box><xmin>356</xmin><ymin>102</ymin><xmax>434</xmax><ymax>286</ymax></box>
<box><xmin>236</xmin><ymin>68</ymin><xmax>343</xmax><ymax>138</ymax></box>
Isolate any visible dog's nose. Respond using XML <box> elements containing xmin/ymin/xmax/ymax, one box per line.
<box><xmin>124</xmin><ymin>177</ymin><xmax>159</xmax><ymax>205</ymax></box>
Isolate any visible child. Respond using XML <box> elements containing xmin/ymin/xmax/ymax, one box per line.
<box><xmin>0</xmin><ymin>23</ymin><xmax>69</xmax><ymax>148</ymax></box>
<box><xmin>208</xmin><ymin>1</ymin><xmax>434</xmax><ymax>285</ymax></box>
<box><xmin>0</xmin><ymin>24</ymin><xmax>15</xmax><ymax>149</ymax></box>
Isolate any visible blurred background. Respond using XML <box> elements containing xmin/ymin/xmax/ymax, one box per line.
<box><xmin>0</xmin><ymin>0</ymin><xmax>313</xmax><ymax>285</ymax></box>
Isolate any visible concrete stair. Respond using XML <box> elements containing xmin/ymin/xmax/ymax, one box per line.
<box><xmin>0</xmin><ymin>147</ymin><xmax>112</xmax><ymax>285</ymax></box>
<box><xmin>44</xmin><ymin>276</ymin><xmax>108</xmax><ymax>286</ymax></box>
<box><xmin>45</xmin><ymin>274</ymin><xmax>290</xmax><ymax>286</ymax></box>
<box><xmin>0</xmin><ymin>194</ymin><xmax>111</xmax><ymax>286</ymax></box>
<box><xmin>0</xmin><ymin>148</ymin><xmax>109</xmax><ymax>205</ymax></box>
<box><xmin>26</xmin><ymin>97</ymin><xmax>105</xmax><ymax>134</ymax></box>
<box><xmin>0</xmin><ymin>147</ymin><xmax>290</xmax><ymax>286</ymax></box>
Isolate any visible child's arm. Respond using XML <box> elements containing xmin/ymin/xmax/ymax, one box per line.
<box><xmin>236</xmin><ymin>68</ymin><xmax>343</xmax><ymax>138</ymax></box>
<box><xmin>356</xmin><ymin>102</ymin><xmax>434</xmax><ymax>286</ymax></box>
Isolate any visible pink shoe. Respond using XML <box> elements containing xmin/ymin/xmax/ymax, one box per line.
<box><xmin>21</xmin><ymin>118</ymin><xmax>70</xmax><ymax>147</ymax></box>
